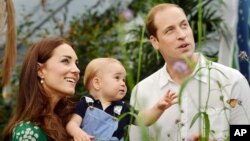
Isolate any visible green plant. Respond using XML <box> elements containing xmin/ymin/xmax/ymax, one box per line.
<box><xmin>0</xmin><ymin>0</ymin><xmax>228</xmax><ymax>140</ymax></box>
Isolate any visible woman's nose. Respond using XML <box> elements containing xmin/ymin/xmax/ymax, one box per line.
<box><xmin>72</xmin><ymin>64</ymin><xmax>80</xmax><ymax>74</ymax></box>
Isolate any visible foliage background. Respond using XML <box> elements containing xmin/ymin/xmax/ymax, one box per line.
<box><xmin>0</xmin><ymin>0</ymin><xmax>226</xmax><ymax>138</ymax></box>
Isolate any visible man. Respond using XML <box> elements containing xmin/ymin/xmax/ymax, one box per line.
<box><xmin>129</xmin><ymin>3</ymin><xmax>250</xmax><ymax>141</ymax></box>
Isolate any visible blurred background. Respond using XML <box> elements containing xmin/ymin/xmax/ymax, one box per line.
<box><xmin>1</xmin><ymin>0</ymin><xmax>250</xmax><ymax>135</ymax></box>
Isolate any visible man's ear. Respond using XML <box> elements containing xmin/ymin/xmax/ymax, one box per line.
<box><xmin>150</xmin><ymin>35</ymin><xmax>159</xmax><ymax>50</ymax></box>
<box><xmin>37</xmin><ymin>63</ymin><xmax>44</xmax><ymax>78</ymax></box>
<box><xmin>92</xmin><ymin>76</ymin><xmax>101</xmax><ymax>90</ymax></box>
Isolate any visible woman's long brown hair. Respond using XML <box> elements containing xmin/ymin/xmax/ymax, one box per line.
<box><xmin>2</xmin><ymin>37</ymin><xmax>75</xmax><ymax>141</ymax></box>
<box><xmin>1</xmin><ymin>0</ymin><xmax>17</xmax><ymax>87</ymax></box>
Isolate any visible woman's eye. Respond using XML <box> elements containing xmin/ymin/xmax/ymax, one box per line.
<box><xmin>76</xmin><ymin>62</ymin><xmax>79</xmax><ymax>68</ymax></box>
<box><xmin>61</xmin><ymin>59</ymin><xmax>70</xmax><ymax>64</ymax></box>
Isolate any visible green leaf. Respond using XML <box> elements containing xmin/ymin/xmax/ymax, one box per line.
<box><xmin>203</xmin><ymin>112</ymin><xmax>210</xmax><ymax>140</ymax></box>
<box><xmin>190</xmin><ymin>112</ymin><xmax>202</xmax><ymax>128</ymax></box>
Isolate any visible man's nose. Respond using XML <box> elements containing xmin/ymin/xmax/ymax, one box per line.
<box><xmin>176</xmin><ymin>28</ymin><xmax>187</xmax><ymax>40</ymax></box>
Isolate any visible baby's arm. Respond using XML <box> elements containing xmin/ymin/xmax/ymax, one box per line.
<box><xmin>66</xmin><ymin>113</ymin><xmax>95</xmax><ymax>141</ymax></box>
<box><xmin>135</xmin><ymin>90</ymin><xmax>177</xmax><ymax>126</ymax></box>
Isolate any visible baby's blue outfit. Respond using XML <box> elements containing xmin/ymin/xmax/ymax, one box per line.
<box><xmin>81</xmin><ymin>97</ymin><xmax>123</xmax><ymax>141</ymax></box>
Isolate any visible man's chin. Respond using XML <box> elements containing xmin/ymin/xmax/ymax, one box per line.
<box><xmin>180</xmin><ymin>51</ymin><xmax>194</xmax><ymax>60</ymax></box>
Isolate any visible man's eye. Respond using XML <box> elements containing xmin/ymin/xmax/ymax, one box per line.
<box><xmin>165</xmin><ymin>29</ymin><xmax>173</xmax><ymax>34</ymax></box>
<box><xmin>182</xmin><ymin>23</ymin><xmax>188</xmax><ymax>28</ymax></box>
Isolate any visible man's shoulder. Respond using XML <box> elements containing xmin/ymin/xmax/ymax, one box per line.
<box><xmin>137</xmin><ymin>66</ymin><xmax>163</xmax><ymax>85</ymax></box>
<box><xmin>211</xmin><ymin>61</ymin><xmax>243</xmax><ymax>76</ymax></box>
<box><xmin>206</xmin><ymin>60</ymin><xmax>247</xmax><ymax>84</ymax></box>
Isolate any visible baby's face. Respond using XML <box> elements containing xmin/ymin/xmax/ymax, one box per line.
<box><xmin>99</xmin><ymin>62</ymin><xmax>127</xmax><ymax>102</ymax></box>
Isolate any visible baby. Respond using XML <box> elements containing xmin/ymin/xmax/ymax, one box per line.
<box><xmin>66</xmin><ymin>57</ymin><xmax>178</xmax><ymax>141</ymax></box>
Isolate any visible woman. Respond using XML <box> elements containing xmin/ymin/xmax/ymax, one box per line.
<box><xmin>2</xmin><ymin>37</ymin><xmax>80</xmax><ymax>141</ymax></box>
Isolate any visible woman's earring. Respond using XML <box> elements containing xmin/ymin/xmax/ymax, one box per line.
<box><xmin>40</xmin><ymin>78</ymin><xmax>44</xmax><ymax>84</ymax></box>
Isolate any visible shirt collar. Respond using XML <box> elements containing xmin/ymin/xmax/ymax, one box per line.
<box><xmin>191</xmin><ymin>53</ymin><xmax>209</xmax><ymax>83</ymax></box>
<box><xmin>159</xmin><ymin>64</ymin><xmax>172</xmax><ymax>88</ymax></box>
<box><xmin>159</xmin><ymin>53</ymin><xmax>209</xmax><ymax>88</ymax></box>
<box><xmin>112</xmin><ymin>100</ymin><xmax>124</xmax><ymax>105</ymax></box>
<box><xmin>88</xmin><ymin>95</ymin><xmax>124</xmax><ymax>106</ymax></box>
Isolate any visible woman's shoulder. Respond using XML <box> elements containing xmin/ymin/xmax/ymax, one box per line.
<box><xmin>12</xmin><ymin>121</ymin><xmax>48</xmax><ymax>141</ymax></box>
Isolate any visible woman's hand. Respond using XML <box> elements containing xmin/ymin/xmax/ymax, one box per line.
<box><xmin>72</xmin><ymin>129</ymin><xmax>95</xmax><ymax>141</ymax></box>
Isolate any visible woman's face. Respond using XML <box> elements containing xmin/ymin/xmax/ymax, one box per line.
<box><xmin>38</xmin><ymin>43</ymin><xmax>80</xmax><ymax>99</ymax></box>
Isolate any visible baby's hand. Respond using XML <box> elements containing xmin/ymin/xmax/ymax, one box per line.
<box><xmin>157</xmin><ymin>90</ymin><xmax>178</xmax><ymax>110</ymax></box>
<box><xmin>72</xmin><ymin>130</ymin><xmax>95</xmax><ymax>141</ymax></box>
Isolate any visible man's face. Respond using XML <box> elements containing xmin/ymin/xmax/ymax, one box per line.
<box><xmin>150</xmin><ymin>6</ymin><xmax>195</xmax><ymax>62</ymax></box>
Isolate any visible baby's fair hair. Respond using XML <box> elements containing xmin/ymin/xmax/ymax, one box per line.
<box><xmin>83</xmin><ymin>57</ymin><xmax>123</xmax><ymax>92</ymax></box>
